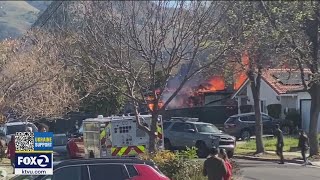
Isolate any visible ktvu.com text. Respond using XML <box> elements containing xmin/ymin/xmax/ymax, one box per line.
<box><xmin>15</xmin><ymin>132</ymin><xmax>54</xmax><ymax>175</ymax></box>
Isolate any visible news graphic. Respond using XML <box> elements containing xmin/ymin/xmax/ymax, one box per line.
<box><xmin>15</xmin><ymin>132</ymin><xmax>53</xmax><ymax>175</ymax></box>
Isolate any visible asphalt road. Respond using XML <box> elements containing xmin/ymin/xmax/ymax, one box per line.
<box><xmin>235</xmin><ymin>159</ymin><xmax>320</xmax><ymax>180</ymax></box>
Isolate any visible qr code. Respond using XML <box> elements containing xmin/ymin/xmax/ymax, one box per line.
<box><xmin>15</xmin><ymin>132</ymin><xmax>34</xmax><ymax>151</ymax></box>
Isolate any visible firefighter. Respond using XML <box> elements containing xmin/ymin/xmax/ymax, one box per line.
<box><xmin>100</xmin><ymin>122</ymin><xmax>112</xmax><ymax>155</ymax></box>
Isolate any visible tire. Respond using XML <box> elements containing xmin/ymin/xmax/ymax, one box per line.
<box><xmin>281</xmin><ymin>126</ymin><xmax>291</xmax><ymax>135</ymax></box>
<box><xmin>164</xmin><ymin>138</ymin><xmax>172</xmax><ymax>150</ymax></box>
<box><xmin>240</xmin><ymin>130</ymin><xmax>251</xmax><ymax>141</ymax></box>
<box><xmin>227</xmin><ymin>151</ymin><xmax>234</xmax><ymax>158</ymax></box>
<box><xmin>196</xmin><ymin>141</ymin><xmax>209</xmax><ymax>158</ymax></box>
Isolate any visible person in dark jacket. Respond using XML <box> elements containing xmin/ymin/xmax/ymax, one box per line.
<box><xmin>203</xmin><ymin>147</ymin><xmax>227</xmax><ymax>180</ymax></box>
<box><xmin>274</xmin><ymin>124</ymin><xmax>284</xmax><ymax>164</ymax></box>
<box><xmin>6</xmin><ymin>135</ymin><xmax>16</xmax><ymax>173</ymax></box>
<box><xmin>298</xmin><ymin>130</ymin><xmax>309</xmax><ymax>165</ymax></box>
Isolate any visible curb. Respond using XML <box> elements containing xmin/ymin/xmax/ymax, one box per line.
<box><xmin>233</xmin><ymin>155</ymin><xmax>308</xmax><ymax>165</ymax></box>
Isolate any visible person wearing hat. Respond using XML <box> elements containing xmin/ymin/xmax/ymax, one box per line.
<box><xmin>203</xmin><ymin>147</ymin><xmax>227</xmax><ymax>180</ymax></box>
<box><xmin>298</xmin><ymin>130</ymin><xmax>310</xmax><ymax>165</ymax></box>
<box><xmin>274</xmin><ymin>124</ymin><xmax>284</xmax><ymax>164</ymax></box>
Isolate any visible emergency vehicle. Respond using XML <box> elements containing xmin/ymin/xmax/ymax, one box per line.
<box><xmin>66</xmin><ymin>114</ymin><xmax>164</xmax><ymax>159</ymax></box>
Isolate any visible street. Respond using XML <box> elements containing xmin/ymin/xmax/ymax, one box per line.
<box><xmin>235</xmin><ymin>159</ymin><xmax>320</xmax><ymax>180</ymax></box>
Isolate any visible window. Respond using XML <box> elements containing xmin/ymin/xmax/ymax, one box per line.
<box><xmin>240</xmin><ymin>115</ymin><xmax>255</xmax><ymax>122</ymax></box>
<box><xmin>195</xmin><ymin>124</ymin><xmax>220</xmax><ymax>133</ymax></box>
<box><xmin>88</xmin><ymin>164</ymin><xmax>129</xmax><ymax>180</ymax></box>
<box><xmin>170</xmin><ymin>122</ymin><xmax>185</xmax><ymax>132</ymax></box>
<box><xmin>7</xmin><ymin>124</ymin><xmax>38</xmax><ymax>134</ymax></box>
<box><xmin>163</xmin><ymin>122</ymin><xmax>172</xmax><ymax>130</ymax></box>
<box><xmin>126</xmin><ymin>164</ymin><xmax>139</xmax><ymax>177</ymax></box>
<box><xmin>44</xmin><ymin>165</ymin><xmax>86</xmax><ymax>180</ymax></box>
<box><xmin>226</xmin><ymin>117</ymin><xmax>237</xmax><ymax>124</ymax></box>
<box><xmin>262</xmin><ymin>115</ymin><xmax>272</xmax><ymax>121</ymax></box>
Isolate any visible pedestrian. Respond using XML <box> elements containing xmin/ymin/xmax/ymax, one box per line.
<box><xmin>274</xmin><ymin>124</ymin><xmax>284</xmax><ymax>164</ymax></box>
<box><xmin>203</xmin><ymin>147</ymin><xmax>227</xmax><ymax>180</ymax></box>
<box><xmin>6</xmin><ymin>135</ymin><xmax>16</xmax><ymax>174</ymax></box>
<box><xmin>219</xmin><ymin>148</ymin><xmax>232</xmax><ymax>180</ymax></box>
<box><xmin>298</xmin><ymin>130</ymin><xmax>310</xmax><ymax>166</ymax></box>
<box><xmin>25</xmin><ymin>126</ymin><xmax>33</xmax><ymax>133</ymax></box>
<box><xmin>38</xmin><ymin>123</ymin><xmax>49</xmax><ymax>132</ymax></box>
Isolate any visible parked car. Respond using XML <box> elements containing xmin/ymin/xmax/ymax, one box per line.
<box><xmin>0</xmin><ymin>121</ymin><xmax>38</xmax><ymax>144</ymax></box>
<box><xmin>11</xmin><ymin>158</ymin><xmax>170</xmax><ymax>180</ymax></box>
<box><xmin>66</xmin><ymin>123</ymin><xmax>85</xmax><ymax>159</ymax></box>
<box><xmin>224</xmin><ymin>112</ymin><xmax>293</xmax><ymax>140</ymax></box>
<box><xmin>163</xmin><ymin>117</ymin><xmax>236</xmax><ymax>158</ymax></box>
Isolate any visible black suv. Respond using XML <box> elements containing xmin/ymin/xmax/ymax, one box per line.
<box><xmin>224</xmin><ymin>112</ymin><xmax>292</xmax><ymax>140</ymax></box>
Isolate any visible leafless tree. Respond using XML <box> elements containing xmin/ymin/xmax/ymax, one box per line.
<box><xmin>68</xmin><ymin>1</ymin><xmax>235</xmax><ymax>152</ymax></box>
<box><xmin>0</xmin><ymin>30</ymin><xmax>79</xmax><ymax>121</ymax></box>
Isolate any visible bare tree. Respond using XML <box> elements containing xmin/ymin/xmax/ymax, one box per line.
<box><xmin>66</xmin><ymin>1</ymin><xmax>235</xmax><ymax>152</ymax></box>
<box><xmin>0</xmin><ymin>30</ymin><xmax>79</xmax><ymax>121</ymax></box>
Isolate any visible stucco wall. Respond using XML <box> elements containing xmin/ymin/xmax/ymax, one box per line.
<box><xmin>246</xmin><ymin>79</ymin><xmax>280</xmax><ymax>113</ymax></box>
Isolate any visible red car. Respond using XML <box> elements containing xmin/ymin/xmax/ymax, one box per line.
<box><xmin>23</xmin><ymin>158</ymin><xmax>170</xmax><ymax>180</ymax></box>
<box><xmin>66</xmin><ymin>125</ymin><xmax>85</xmax><ymax>159</ymax></box>
<box><xmin>66</xmin><ymin>135</ymin><xmax>85</xmax><ymax>158</ymax></box>
<box><xmin>131</xmin><ymin>164</ymin><xmax>170</xmax><ymax>180</ymax></box>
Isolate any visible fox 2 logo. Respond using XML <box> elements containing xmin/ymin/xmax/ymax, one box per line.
<box><xmin>15</xmin><ymin>153</ymin><xmax>52</xmax><ymax>168</ymax></box>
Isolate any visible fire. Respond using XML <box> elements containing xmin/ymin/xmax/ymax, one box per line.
<box><xmin>198</xmin><ymin>76</ymin><xmax>225</xmax><ymax>92</ymax></box>
<box><xmin>146</xmin><ymin>93</ymin><xmax>164</xmax><ymax>111</ymax></box>
<box><xmin>233</xmin><ymin>51</ymin><xmax>249</xmax><ymax>90</ymax></box>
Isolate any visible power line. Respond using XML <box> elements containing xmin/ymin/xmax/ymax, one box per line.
<box><xmin>32</xmin><ymin>1</ymin><xmax>63</xmax><ymax>28</ymax></box>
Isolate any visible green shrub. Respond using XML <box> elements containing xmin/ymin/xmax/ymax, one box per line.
<box><xmin>267</xmin><ymin>104</ymin><xmax>282</xmax><ymax>119</ymax></box>
<box><xmin>139</xmin><ymin>147</ymin><xmax>206</xmax><ymax>180</ymax></box>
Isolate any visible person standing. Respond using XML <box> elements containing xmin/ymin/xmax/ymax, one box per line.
<box><xmin>203</xmin><ymin>147</ymin><xmax>227</xmax><ymax>180</ymax></box>
<box><xmin>219</xmin><ymin>148</ymin><xmax>232</xmax><ymax>180</ymax></box>
<box><xmin>38</xmin><ymin>123</ymin><xmax>49</xmax><ymax>132</ymax></box>
<box><xmin>274</xmin><ymin>124</ymin><xmax>284</xmax><ymax>164</ymax></box>
<box><xmin>6</xmin><ymin>135</ymin><xmax>16</xmax><ymax>174</ymax></box>
<box><xmin>298</xmin><ymin>130</ymin><xmax>310</xmax><ymax>165</ymax></box>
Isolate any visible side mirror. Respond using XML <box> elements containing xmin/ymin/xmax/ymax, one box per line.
<box><xmin>0</xmin><ymin>131</ymin><xmax>5</xmax><ymax>137</ymax></box>
<box><xmin>187</xmin><ymin>129</ymin><xmax>196</xmax><ymax>133</ymax></box>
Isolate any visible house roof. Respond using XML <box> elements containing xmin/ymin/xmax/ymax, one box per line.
<box><xmin>232</xmin><ymin>69</ymin><xmax>310</xmax><ymax>98</ymax></box>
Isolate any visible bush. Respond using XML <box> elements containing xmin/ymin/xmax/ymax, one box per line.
<box><xmin>140</xmin><ymin>147</ymin><xmax>206</xmax><ymax>180</ymax></box>
<box><xmin>267</xmin><ymin>104</ymin><xmax>282</xmax><ymax>119</ymax></box>
<box><xmin>285</xmin><ymin>110</ymin><xmax>301</xmax><ymax>128</ymax></box>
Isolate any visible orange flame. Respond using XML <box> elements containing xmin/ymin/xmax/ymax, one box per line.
<box><xmin>234</xmin><ymin>51</ymin><xmax>249</xmax><ymax>90</ymax></box>
<box><xmin>198</xmin><ymin>76</ymin><xmax>225</xmax><ymax>92</ymax></box>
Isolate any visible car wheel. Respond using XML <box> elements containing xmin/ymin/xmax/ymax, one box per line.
<box><xmin>196</xmin><ymin>141</ymin><xmax>209</xmax><ymax>158</ymax></box>
<box><xmin>240</xmin><ymin>130</ymin><xmax>251</xmax><ymax>141</ymax></box>
<box><xmin>227</xmin><ymin>151</ymin><xmax>234</xmax><ymax>158</ymax></box>
<box><xmin>281</xmin><ymin>126</ymin><xmax>290</xmax><ymax>135</ymax></box>
<box><xmin>164</xmin><ymin>138</ymin><xmax>172</xmax><ymax>150</ymax></box>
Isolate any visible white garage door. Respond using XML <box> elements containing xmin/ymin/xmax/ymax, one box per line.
<box><xmin>300</xmin><ymin>99</ymin><xmax>320</xmax><ymax>132</ymax></box>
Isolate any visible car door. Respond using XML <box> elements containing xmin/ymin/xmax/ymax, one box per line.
<box><xmin>181</xmin><ymin>123</ymin><xmax>197</xmax><ymax>148</ymax></box>
<box><xmin>167</xmin><ymin>122</ymin><xmax>187</xmax><ymax>148</ymax></box>
<box><xmin>87</xmin><ymin>164</ymin><xmax>130</xmax><ymax>180</ymax></box>
<box><xmin>262</xmin><ymin>115</ymin><xmax>274</xmax><ymax>134</ymax></box>
<box><xmin>40</xmin><ymin>165</ymin><xmax>89</xmax><ymax>180</ymax></box>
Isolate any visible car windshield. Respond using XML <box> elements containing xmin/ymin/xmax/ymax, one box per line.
<box><xmin>195</xmin><ymin>124</ymin><xmax>220</xmax><ymax>133</ymax></box>
<box><xmin>7</xmin><ymin>124</ymin><xmax>38</xmax><ymax>135</ymax></box>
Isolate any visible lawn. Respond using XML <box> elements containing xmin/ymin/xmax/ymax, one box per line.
<box><xmin>236</xmin><ymin>136</ymin><xmax>299</xmax><ymax>154</ymax></box>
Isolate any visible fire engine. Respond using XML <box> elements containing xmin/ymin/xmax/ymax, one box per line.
<box><xmin>66</xmin><ymin>114</ymin><xmax>164</xmax><ymax>159</ymax></box>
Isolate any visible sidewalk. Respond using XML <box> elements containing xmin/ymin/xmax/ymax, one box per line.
<box><xmin>234</xmin><ymin>150</ymin><xmax>320</xmax><ymax>167</ymax></box>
